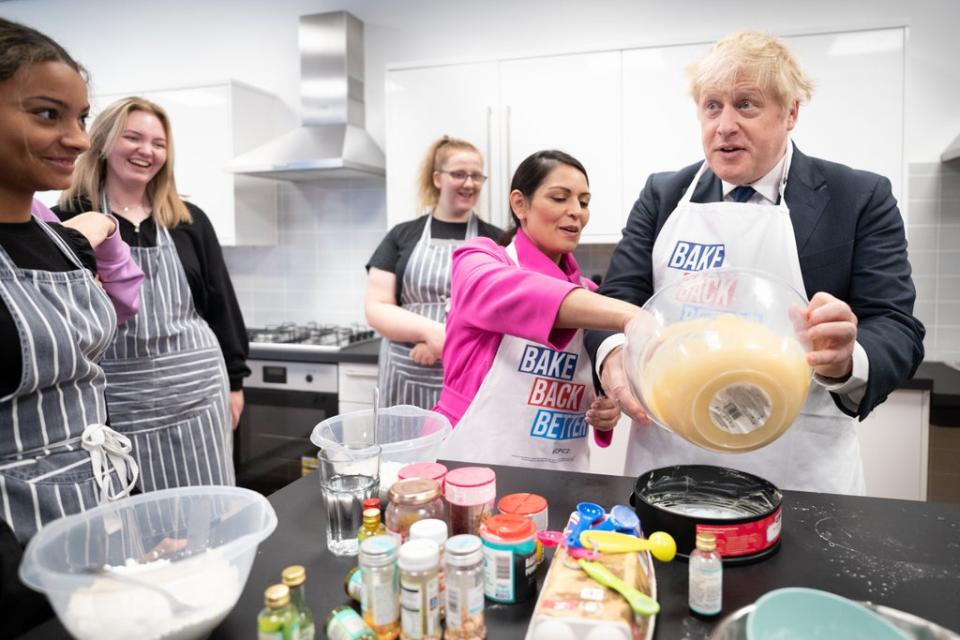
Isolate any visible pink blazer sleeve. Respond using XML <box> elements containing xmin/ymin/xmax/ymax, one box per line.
<box><xmin>450</xmin><ymin>238</ymin><xmax>580</xmax><ymax>350</ymax></box>
<box><xmin>32</xmin><ymin>200</ymin><xmax>144</xmax><ymax>325</ymax></box>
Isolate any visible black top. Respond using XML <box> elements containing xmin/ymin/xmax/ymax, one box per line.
<box><xmin>366</xmin><ymin>214</ymin><xmax>503</xmax><ymax>302</ymax></box>
<box><xmin>0</xmin><ymin>220</ymin><xmax>96</xmax><ymax>398</ymax></box>
<box><xmin>54</xmin><ymin>198</ymin><xmax>250</xmax><ymax>391</ymax></box>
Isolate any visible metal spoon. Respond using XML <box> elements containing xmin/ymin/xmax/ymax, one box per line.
<box><xmin>76</xmin><ymin>563</ymin><xmax>198</xmax><ymax>614</ymax></box>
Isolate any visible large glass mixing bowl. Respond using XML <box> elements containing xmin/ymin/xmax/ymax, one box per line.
<box><xmin>623</xmin><ymin>268</ymin><xmax>813</xmax><ymax>453</ymax></box>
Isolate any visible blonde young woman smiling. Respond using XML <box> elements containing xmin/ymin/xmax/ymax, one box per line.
<box><xmin>365</xmin><ymin>136</ymin><xmax>503</xmax><ymax>410</ymax></box>
<box><xmin>55</xmin><ymin>97</ymin><xmax>249</xmax><ymax>492</ymax></box>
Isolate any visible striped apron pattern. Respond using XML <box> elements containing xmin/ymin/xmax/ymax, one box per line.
<box><xmin>99</xmin><ymin>211</ymin><xmax>234</xmax><ymax>492</ymax></box>
<box><xmin>0</xmin><ymin>220</ymin><xmax>136</xmax><ymax>544</ymax></box>
<box><xmin>378</xmin><ymin>214</ymin><xmax>478</xmax><ymax>409</ymax></box>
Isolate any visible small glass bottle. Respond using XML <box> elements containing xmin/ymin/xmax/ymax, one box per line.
<box><xmin>399</xmin><ymin>539</ymin><xmax>441</xmax><ymax>640</ymax></box>
<box><xmin>325</xmin><ymin>605</ymin><xmax>376</xmax><ymax>640</ymax></box>
<box><xmin>281</xmin><ymin>565</ymin><xmax>315</xmax><ymax>640</ymax></box>
<box><xmin>257</xmin><ymin>584</ymin><xmax>300</xmax><ymax>640</ymax></box>
<box><xmin>689</xmin><ymin>531</ymin><xmax>722</xmax><ymax>617</ymax></box>
<box><xmin>409</xmin><ymin>519</ymin><xmax>448</xmax><ymax>619</ymax></box>
<box><xmin>359</xmin><ymin>535</ymin><xmax>401</xmax><ymax>639</ymax></box>
<box><xmin>443</xmin><ymin>535</ymin><xmax>486</xmax><ymax>639</ymax></box>
<box><xmin>386</xmin><ymin>478</ymin><xmax>445</xmax><ymax>542</ymax></box>
<box><xmin>359</xmin><ymin>508</ymin><xmax>388</xmax><ymax>542</ymax></box>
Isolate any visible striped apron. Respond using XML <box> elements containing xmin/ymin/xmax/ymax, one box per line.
<box><xmin>377</xmin><ymin>214</ymin><xmax>478</xmax><ymax>409</ymax></box>
<box><xmin>98</xmin><ymin>213</ymin><xmax>234</xmax><ymax>492</ymax></box>
<box><xmin>0</xmin><ymin>220</ymin><xmax>137</xmax><ymax>544</ymax></box>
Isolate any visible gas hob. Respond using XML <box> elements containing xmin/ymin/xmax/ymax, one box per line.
<box><xmin>247</xmin><ymin>322</ymin><xmax>377</xmax><ymax>353</ymax></box>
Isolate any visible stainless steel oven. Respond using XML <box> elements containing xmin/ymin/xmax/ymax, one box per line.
<box><xmin>235</xmin><ymin>359</ymin><xmax>338</xmax><ymax>495</ymax></box>
<box><xmin>236</xmin><ymin>323</ymin><xmax>377</xmax><ymax>495</ymax></box>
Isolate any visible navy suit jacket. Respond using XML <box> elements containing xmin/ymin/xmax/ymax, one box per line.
<box><xmin>585</xmin><ymin>144</ymin><xmax>925</xmax><ymax>420</ymax></box>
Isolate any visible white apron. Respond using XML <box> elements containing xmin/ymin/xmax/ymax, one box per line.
<box><xmin>625</xmin><ymin>155</ymin><xmax>865</xmax><ymax>495</ymax></box>
<box><xmin>439</xmin><ymin>243</ymin><xmax>594</xmax><ymax>472</ymax></box>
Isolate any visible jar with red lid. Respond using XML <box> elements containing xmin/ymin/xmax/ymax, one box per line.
<box><xmin>444</xmin><ymin>467</ymin><xmax>496</xmax><ymax>537</ymax></box>
<box><xmin>386</xmin><ymin>478</ymin><xmax>445</xmax><ymax>542</ymax></box>
<box><xmin>479</xmin><ymin>514</ymin><xmax>537</xmax><ymax>604</ymax></box>
<box><xmin>497</xmin><ymin>493</ymin><xmax>548</xmax><ymax>532</ymax></box>
<box><xmin>398</xmin><ymin>462</ymin><xmax>448</xmax><ymax>486</ymax></box>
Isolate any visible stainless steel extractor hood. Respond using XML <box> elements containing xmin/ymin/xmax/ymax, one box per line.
<box><xmin>230</xmin><ymin>12</ymin><xmax>385</xmax><ymax>181</ymax></box>
<box><xmin>943</xmin><ymin>133</ymin><xmax>960</xmax><ymax>162</ymax></box>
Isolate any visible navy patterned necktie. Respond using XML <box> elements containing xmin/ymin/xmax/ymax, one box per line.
<box><xmin>731</xmin><ymin>185</ymin><xmax>757</xmax><ymax>203</ymax></box>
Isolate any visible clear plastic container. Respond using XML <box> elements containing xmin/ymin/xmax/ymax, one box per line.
<box><xmin>312</xmin><ymin>405</ymin><xmax>452</xmax><ymax>501</ymax></box>
<box><xmin>624</xmin><ymin>267</ymin><xmax>813</xmax><ymax>453</ymax></box>
<box><xmin>19</xmin><ymin>486</ymin><xmax>277</xmax><ymax>640</ymax></box>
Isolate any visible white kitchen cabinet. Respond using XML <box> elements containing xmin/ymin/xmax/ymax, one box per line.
<box><xmin>499</xmin><ymin>52</ymin><xmax>622</xmax><ymax>241</ymax></box>
<box><xmin>338</xmin><ymin>363</ymin><xmax>380</xmax><ymax>414</ymax></box>
<box><xmin>93</xmin><ymin>81</ymin><xmax>291</xmax><ymax>246</ymax></box>
<box><xmin>386</xmin><ymin>52</ymin><xmax>623</xmax><ymax>240</ymax></box>
<box><xmin>857</xmin><ymin>389</ymin><xmax>930</xmax><ymax>501</ymax></box>
<box><xmin>386</xmin><ymin>62</ymin><xmax>500</xmax><ymax>229</ymax></box>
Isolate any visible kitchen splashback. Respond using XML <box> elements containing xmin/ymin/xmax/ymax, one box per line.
<box><xmin>222</xmin><ymin>180</ymin><xmax>385</xmax><ymax>327</ymax></box>
<box><xmin>907</xmin><ymin>160</ymin><xmax>960</xmax><ymax>363</ymax></box>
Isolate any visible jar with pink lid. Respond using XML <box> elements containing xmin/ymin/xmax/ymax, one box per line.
<box><xmin>444</xmin><ymin>467</ymin><xmax>496</xmax><ymax>537</ymax></box>
<box><xmin>398</xmin><ymin>462</ymin><xmax>448</xmax><ymax>487</ymax></box>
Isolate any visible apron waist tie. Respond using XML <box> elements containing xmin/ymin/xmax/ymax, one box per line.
<box><xmin>81</xmin><ymin>424</ymin><xmax>139</xmax><ymax>504</ymax></box>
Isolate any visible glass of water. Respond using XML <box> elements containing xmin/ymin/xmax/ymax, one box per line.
<box><xmin>318</xmin><ymin>443</ymin><xmax>380</xmax><ymax>556</ymax></box>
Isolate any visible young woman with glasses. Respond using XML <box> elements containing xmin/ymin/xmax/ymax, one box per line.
<box><xmin>365</xmin><ymin>135</ymin><xmax>503</xmax><ymax>410</ymax></box>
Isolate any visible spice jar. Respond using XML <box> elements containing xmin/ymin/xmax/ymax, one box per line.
<box><xmin>444</xmin><ymin>535</ymin><xmax>486</xmax><ymax>639</ymax></box>
<box><xmin>386</xmin><ymin>478</ymin><xmax>445</xmax><ymax>542</ymax></box>
<box><xmin>359</xmin><ymin>535</ymin><xmax>401</xmax><ymax>639</ymax></box>
<box><xmin>399</xmin><ymin>539</ymin><xmax>441</xmax><ymax>640</ymax></box>
<box><xmin>444</xmin><ymin>467</ymin><xmax>496</xmax><ymax>537</ymax></box>
<box><xmin>398</xmin><ymin>462</ymin><xmax>448</xmax><ymax>486</ymax></box>
<box><xmin>479</xmin><ymin>514</ymin><xmax>538</xmax><ymax>604</ymax></box>
<box><xmin>497</xmin><ymin>493</ymin><xmax>548</xmax><ymax>533</ymax></box>
<box><xmin>409</xmin><ymin>519</ymin><xmax>449</xmax><ymax>619</ymax></box>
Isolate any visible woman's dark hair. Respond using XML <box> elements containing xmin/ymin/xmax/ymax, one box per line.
<box><xmin>0</xmin><ymin>18</ymin><xmax>84</xmax><ymax>83</ymax></box>
<box><xmin>499</xmin><ymin>149</ymin><xmax>589</xmax><ymax>245</ymax></box>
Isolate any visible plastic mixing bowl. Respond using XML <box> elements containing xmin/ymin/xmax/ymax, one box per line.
<box><xmin>20</xmin><ymin>486</ymin><xmax>277</xmax><ymax>640</ymax></box>
<box><xmin>624</xmin><ymin>268</ymin><xmax>812</xmax><ymax>453</ymax></box>
<box><xmin>312</xmin><ymin>404</ymin><xmax>452</xmax><ymax>497</ymax></box>
<box><xmin>747</xmin><ymin>587</ymin><xmax>909</xmax><ymax>640</ymax></box>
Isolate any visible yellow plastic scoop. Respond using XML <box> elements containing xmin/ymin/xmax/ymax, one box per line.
<box><xmin>579</xmin><ymin>530</ymin><xmax>677</xmax><ymax>562</ymax></box>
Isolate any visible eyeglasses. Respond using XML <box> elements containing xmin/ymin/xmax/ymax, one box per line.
<box><xmin>439</xmin><ymin>170</ymin><xmax>487</xmax><ymax>184</ymax></box>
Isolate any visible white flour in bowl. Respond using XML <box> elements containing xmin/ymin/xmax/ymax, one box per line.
<box><xmin>61</xmin><ymin>548</ymin><xmax>240</xmax><ymax>640</ymax></box>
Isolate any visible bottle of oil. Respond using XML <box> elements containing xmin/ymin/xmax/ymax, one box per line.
<box><xmin>688</xmin><ymin>532</ymin><xmax>722</xmax><ymax>617</ymax></box>
<box><xmin>282</xmin><ymin>565</ymin><xmax>315</xmax><ymax>640</ymax></box>
<box><xmin>257</xmin><ymin>584</ymin><xmax>300</xmax><ymax>640</ymax></box>
<box><xmin>358</xmin><ymin>508</ymin><xmax>387</xmax><ymax>542</ymax></box>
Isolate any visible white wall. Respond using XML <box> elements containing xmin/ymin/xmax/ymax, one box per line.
<box><xmin>4</xmin><ymin>0</ymin><xmax>958</xmax><ymax>163</ymax></box>
<box><xmin>6</xmin><ymin>0</ymin><xmax>959</xmax><ymax>327</ymax></box>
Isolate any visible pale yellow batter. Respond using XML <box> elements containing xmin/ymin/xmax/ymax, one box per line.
<box><xmin>637</xmin><ymin>314</ymin><xmax>811</xmax><ymax>452</ymax></box>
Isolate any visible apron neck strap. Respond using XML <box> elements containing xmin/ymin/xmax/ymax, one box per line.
<box><xmin>680</xmin><ymin>141</ymin><xmax>794</xmax><ymax>208</ymax></box>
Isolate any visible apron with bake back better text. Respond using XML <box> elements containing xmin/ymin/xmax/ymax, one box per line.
<box><xmin>378</xmin><ymin>213</ymin><xmax>478</xmax><ymax>409</ymax></box>
<box><xmin>625</xmin><ymin>151</ymin><xmax>865</xmax><ymax>495</ymax></box>
<box><xmin>439</xmin><ymin>242</ymin><xmax>594</xmax><ymax>472</ymax></box>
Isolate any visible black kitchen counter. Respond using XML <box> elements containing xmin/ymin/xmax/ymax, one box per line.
<box><xmin>21</xmin><ymin>462</ymin><xmax>960</xmax><ymax>639</ymax></box>
<box><xmin>249</xmin><ymin>337</ymin><xmax>381</xmax><ymax>365</ymax></box>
